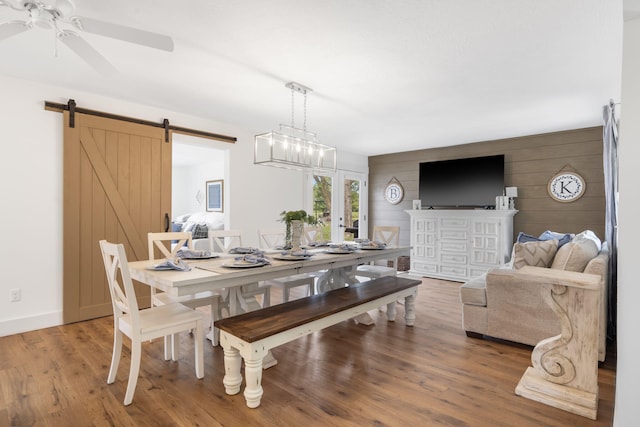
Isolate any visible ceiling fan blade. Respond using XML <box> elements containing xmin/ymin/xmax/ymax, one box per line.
<box><xmin>57</xmin><ymin>30</ymin><xmax>117</xmax><ymax>76</ymax></box>
<box><xmin>0</xmin><ymin>20</ymin><xmax>30</xmax><ymax>41</ymax></box>
<box><xmin>72</xmin><ymin>16</ymin><xmax>174</xmax><ymax>52</ymax></box>
<box><xmin>0</xmin><ymin>1</ymin><xmax>21</xmax><ymax>10</ymax></box>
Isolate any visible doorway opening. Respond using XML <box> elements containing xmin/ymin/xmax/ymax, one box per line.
<box><xmin>172</xmin><ymin>135</ymin><xmax>228</xmax><ymax>225</ymax></box>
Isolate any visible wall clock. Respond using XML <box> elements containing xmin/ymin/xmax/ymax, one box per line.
<box><xmin>548</xmin><ymin>172</ymin><xmax>586</xmax><ymax>202</ymax></box>
<box><xmin>384</xmin><ymin>177</ymin><xmax>404</xmax><ymax>204</ymax></box>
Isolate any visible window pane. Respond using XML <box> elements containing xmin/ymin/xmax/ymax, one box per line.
<box><xmin>312</xmin><ymin>175</ymin><xmax>332</xmax><ymax>241</ymax></box>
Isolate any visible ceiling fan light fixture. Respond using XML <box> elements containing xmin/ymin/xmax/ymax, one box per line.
<box><xmin>0</xmin><ymin>0</ymin><xmax>174</xmax><ymax>73</ymax></box>
<box><xmin>254</xmin><ymin>82</ymin><xmax>337</xmax><ymax>173</ymax></box>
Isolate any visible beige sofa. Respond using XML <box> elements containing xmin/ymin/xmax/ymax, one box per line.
<box><xmin>172</xmin><ymin>212</ymin><xmax>225</xmax><ymax>251</ymax></box>
<box><xmin>460</xmin><ymin>233</ymin><xmax>609</xmax><ymax>362</ymax></box>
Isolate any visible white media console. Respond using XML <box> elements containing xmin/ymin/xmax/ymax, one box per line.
<box><xmin>406</xmin><ymin>209</ymin><xmax>517</xmax><ymax>282</ymax></box>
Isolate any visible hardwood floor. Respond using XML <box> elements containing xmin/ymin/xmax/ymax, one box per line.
<box><xmin>0</xmin><ymin>277</ymin><xmax>615</xmax><ymax>426</ymax></box>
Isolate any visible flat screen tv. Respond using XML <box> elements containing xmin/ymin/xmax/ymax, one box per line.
<box><xmin>419</xmin><ymin>155</ymin><xmax>505</xmax><ymax>209</ymax></box>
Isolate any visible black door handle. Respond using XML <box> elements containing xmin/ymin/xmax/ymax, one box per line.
<box><xmin>164</xmin><ymin>213</ymin><xmax>170</xmax><ymax>232</ymax></box>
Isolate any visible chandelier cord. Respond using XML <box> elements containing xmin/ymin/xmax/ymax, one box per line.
<box><xmin>290</xmin><ymin>86</ymin><xmax>295</xmax><ymax>129</ymax></box>
<box><xmin>303</xmin><ymin>91</ymin><xmax>307</xmax><ymax>133</ymax></box>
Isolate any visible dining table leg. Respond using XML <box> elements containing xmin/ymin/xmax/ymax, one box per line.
<box><xmin>315</xmin><ymin>265</ymin><xmax>375</xmax><ymax>325</ymax></box>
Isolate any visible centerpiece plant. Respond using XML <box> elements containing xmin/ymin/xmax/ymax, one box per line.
<box><xmin>279</xmin><ymin>210</ymin><xmax>318</xmax><ymax>250</ymax></box>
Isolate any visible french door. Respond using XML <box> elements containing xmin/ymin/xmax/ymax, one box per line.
<box><xmin>306</xmin><ymin>170</ymin><xmax>368</xmax><ymax>242</ymax></box>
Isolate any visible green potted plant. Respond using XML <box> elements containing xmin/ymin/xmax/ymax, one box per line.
<box><xmin>279</xmin><ymin>210</ymin><xmax>318</xmax><ymax>249</ymax></box>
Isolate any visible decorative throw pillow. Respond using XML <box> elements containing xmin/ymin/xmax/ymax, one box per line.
<box><xmin>516</xmin><ymin>232</ymin><xmax>540</xmax><ymax>243</ymax></box>
<box><xmin>551</xmin><ymin>237</ymin><xmax>599</xmax><ymax>272</ymax></box>
<box><xmin>517</xmin><ymin>231</ymin><xmax>572</xmax><ymax>248</ymax></box>
<box><xmin>512</xmin><ymin>239</ymin><xmax>558</xmax><ymax>269</ymax></box>
<box><xmin>572</xmin><ymin>230</ymin><xmax>602</xmax><ymax>251</ymax></box>
<box><xmin>192</xmin><ymin>223</ymin><xmax>209</xmax><ymax>240</ymax></box>
<box><xmin>538</xmin><ymin>230</ymin><xmax>573</xmax><ymax>248</ymax></box>
<box><xmin>171</xmin><ymin>222</ymin><xmax>184</xmax><ymax>244</ymax></box>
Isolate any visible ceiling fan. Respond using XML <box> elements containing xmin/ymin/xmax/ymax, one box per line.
<box><xmin>0</xmin><ymin>0</ymin><xmax>174</xmax><ymax>75</ymax></box>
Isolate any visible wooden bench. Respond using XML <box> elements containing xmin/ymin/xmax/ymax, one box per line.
<box><xmin>214</xmin><ymin>276</ymin><xmax>421</xmax><ymax>408</ymax></box>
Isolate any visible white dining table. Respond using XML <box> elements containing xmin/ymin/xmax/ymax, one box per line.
<box><xmin>128</xmin><ymin>246</ymin><xmax>410</xmax><ymax>302</ymax></box>
<box><xmin>128</xmin><ymin>246</ymin><xmax>410</xmax><ymax>366</ymax></box>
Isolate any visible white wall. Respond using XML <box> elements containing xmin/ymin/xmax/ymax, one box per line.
<box><xmin>173</xmin><ymin>161</ymin><xmax>225</xmax><ymax>217</ymax></box>
<box><xmin>0</xmin><ymin>74</ymin><xmax>367</xmax><ymax>336</ymax></box>
<box><xmin>613</xmin><ymin>13</ymin><xmax>640</xmax><ymax>427</ymax></box>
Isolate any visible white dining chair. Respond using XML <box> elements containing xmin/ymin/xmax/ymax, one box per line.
<box><xmin>208</xmin><ymin>229</ymin><xmax>244</xmax><ymax>253</ymax></box>
<box><xmin>303</xmin><ymin>224</ymin><xmax>325</xmax><ymax>245</ymax></box>
<box><xmin>99</xmin><ymin>240</ymin><xmax>204</xmax><ymax>406</ymax></box>
<box><xmin>302</xmin><ymin>225</ymin><xmax>330</xmax><ymax>292</ymax></box>
<box><xmin>258</xmin><ymin>228</ymin><xmax>316</xmax><ymax>303</ymax></box>
<box><xmin>356</xmin><ymin>226</ymin><xmax>401</xmax><ymax>280</ymax></box>
<box><xmin>148</xmin><ymin>232</ymin><xmax>222</xmax><ymax>347</ymax></box>
<box><xmin>209</xmin><ymin>229</ymin><xmax>271</xmax><ymax>313</ymax></box>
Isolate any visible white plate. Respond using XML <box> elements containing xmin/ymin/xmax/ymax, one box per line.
<box><xmin>302</xmin><ymin>242</ymin><xmax>330</xmax><ymax>248</ymax></box>
<box><xmin>273</xmin><ymin>255</ymin><xmax>311</xmax><ymax>261</ymax></box>
<box><xmin>145</xmin><ymin>264</ymin><xmax>174</xmax><ymax>271</ymax></box>
<box><xmin>326</xmin><ymin>249</ymin><xmax>355</xmax><ymax>254</ymax></box>
<box><xmin>181</xmin><ymin>254</ymin><xmax>220</xmax><ymax>260</ymax></box>
<box><xmin>222</xmin><ymin>261</ymin><xmax>267</xmax><ymax>268</ymax></box>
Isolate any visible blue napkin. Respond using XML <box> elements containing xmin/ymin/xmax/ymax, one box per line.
<box><xmin>234</xmin><ymin>253</ymin><xmax>271</xmax><ymax>264</ymax></box>
<box><xmin>359</xmin><ymin>240</ymin><xmax>387</xmax><ymax>249</ymax></box>
<box><xmin>176</xmin><ymin>249</ymin><xmax>211</xmax><ymax>258</ymax></box>
<box><xmin>152</xmin><ymin>257</ymin><xmax>192</xmax><ymax>271</ymax></box>
<box><xmin>304</xmin><ymin>241</ymin><xmax>330</xmax><ymax>247</ymax></box>
<box><xmin>281</xmin><ymin>249</ymin><xmax>312</xmax><ymax>257</ymax></box>
<box><xmin>229</xmin><ymin>247</ymin><xmax>258</xmax><ymax>254</ymax></box>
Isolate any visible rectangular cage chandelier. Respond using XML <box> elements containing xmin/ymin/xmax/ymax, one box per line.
<box><xmin>254</xmin><ymin>82</ymin><xmax>337</xmax><ymax>173</ymax></box>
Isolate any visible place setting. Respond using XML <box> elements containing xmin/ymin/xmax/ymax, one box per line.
<box><xmin>146</xmin><ymin>256</ymin><xmax>192</xmax><ymax>271</ymax></box>
<box><xmin>301</xmin><ymin>240</ymin><xmax>331</xmax><ymax>249</ymax></box>
<box><xmin>176</xmin><ymin>248</ymin><xmax>220</xmax><ymax>260</ymax></box>
<box><xmin>222</xmin><ymin>252</ymin><xmax>271</xmax><ymax>268</ymax></box>
<box><xmin>228</xmin><ymin>247</ymin><xmax>261</xmax><ymax>255</ymax></box>
<box><xmin>355</xmin><ymin>238</ymin><xmax>387</xmax><ymax>250</ymax></box>
<box><xmin>325</xmin><ymin>243</ymin><xmax>358</xmax><ymax>254</ymax></box>
<box><xmin>272</xmin><ymin>249</ymin><xmax>314</xmax><ymax>261</ymax></box>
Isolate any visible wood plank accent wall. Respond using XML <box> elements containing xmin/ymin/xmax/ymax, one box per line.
<box><xmin>368</xmin><ymin>127</ymin><xmax>605</xmax><ymax>247</ymax></box>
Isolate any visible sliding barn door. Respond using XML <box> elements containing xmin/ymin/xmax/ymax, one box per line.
<box><xmin>63</xmin><ymin>111</ymin><xmax>172</xmax><ymax>323</ymax></box>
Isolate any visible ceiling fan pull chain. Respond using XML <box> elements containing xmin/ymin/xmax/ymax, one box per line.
<box><xmin>53</xmin><ymin>20</ymin><xmax>58</xmax><ymax>57</ymax></box>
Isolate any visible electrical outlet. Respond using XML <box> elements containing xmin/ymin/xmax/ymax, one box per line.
<box><xmin>10</xmin><ymin>288</ymin><xmax>21</xmax><ymax>302</ymax></box>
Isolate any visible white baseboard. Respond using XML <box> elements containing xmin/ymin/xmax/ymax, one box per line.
<box><xmin>0</xmin><ymin>310</ymin><xmax>63</xmax><ymax>337</ymax></box>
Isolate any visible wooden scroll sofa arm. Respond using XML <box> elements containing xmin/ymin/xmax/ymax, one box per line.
<box><xmin>509</xmin><ymin>266</ymin><xmax>602</xmax><ymax>419</ymax></box>
<box><xmin>486</xmin><ymin>265</ymin><xmax>606</xmax><ymax>362</ymax></box>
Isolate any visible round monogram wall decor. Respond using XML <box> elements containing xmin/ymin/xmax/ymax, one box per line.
<box><xmin>548</xmin><ymin>172</ymin><xmax>586</xmax><ymax>202</ymax></box>
<box><xmin>384</xmin><ymin>177</ymin><xmax>404</xmax><ymax>205</ymax></box>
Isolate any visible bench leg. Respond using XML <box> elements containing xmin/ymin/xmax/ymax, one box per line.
<box><xmin>222</xmin><ymin>346</ymin><xmax>243</xmax><ymax>395</ymax></box>
<box><xmin>386</xmin><ymin>301</ymin><xmax>397</xmax><ymax>321</ymax></box>
<box><xmin>404</xmin><ymin>294</ymin><xmax>416</xmax><ymax>326</ymax></box>
<box><xmin>244</xmin><ymin>356</ymin><xmax>265</xmax><ymax>408</ymax></box>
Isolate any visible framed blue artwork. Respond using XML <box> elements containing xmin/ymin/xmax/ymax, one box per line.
<box><xmin>206</xmin><ymin>180</ymin><xmax>223</xmax><ymax>212</ymax></box>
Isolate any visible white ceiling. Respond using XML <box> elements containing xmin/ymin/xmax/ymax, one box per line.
<box><xmin>0</xmin><ymin>0</ymin><xmax>625</xmax><ymax>156</ymax></box>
